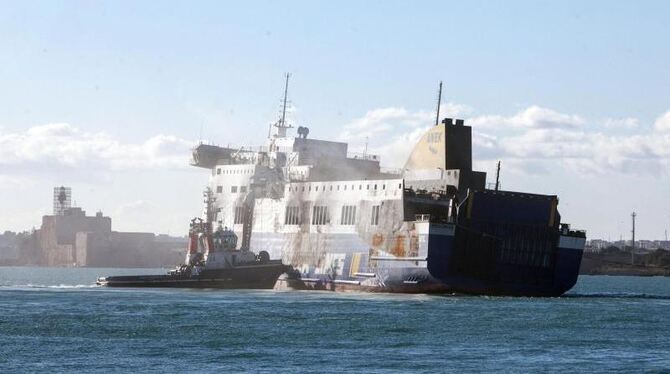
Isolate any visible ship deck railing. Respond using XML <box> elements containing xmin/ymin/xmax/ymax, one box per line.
<box><xmin>347</xmin><ymin>152</ymin><xmax>380</xmax><ymax>161</ymax></box>
<box><xmin>414</xmin><ymin>214</ymin><xmax>455</xmax><ymax>224</ymax></box>
<box><xmin>380</xmin><ymin>167</ymin><xmax>403</xmax><ymax>175</ymax></box>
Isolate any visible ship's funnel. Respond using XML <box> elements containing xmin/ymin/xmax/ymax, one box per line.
<box><xmin>403</xmin><ymin>120</ymin><xmax>486</xmax><ymax>193</ymax></box>
<box><xmin>403</xmin><ymin>119</ymin><xmax>472</xmax><ymax>176</ymax></box>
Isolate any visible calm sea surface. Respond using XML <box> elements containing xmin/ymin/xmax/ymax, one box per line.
<box><xmin>1</xmin><ymin>267</ymin><xmax>669</xmax><ymax>373</ymax></box>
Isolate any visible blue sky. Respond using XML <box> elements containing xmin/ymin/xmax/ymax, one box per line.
<box><xmin>1</xmin><ymin>1</ymin><xmax>669</xmax><ymax>240</ymax></box>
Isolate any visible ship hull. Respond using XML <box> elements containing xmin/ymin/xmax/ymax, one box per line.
<box><xmin>278</xmin><ymin>268</ymin><xmax>452</xmax><ymax>294</ymax></box>
<box><xmin>97</xmin><ymin>262</ymin><xmax>286</xmax><ymax>289</ymax></box>
<box><xmin>426</xmin><ymin>225</ymin><xmax>585</xmax><ymax>297</ymax></box>
<box><xmin>273</xmin><ymin>222</ymin><xmax>584</xmax><ymax>296</ymax></box>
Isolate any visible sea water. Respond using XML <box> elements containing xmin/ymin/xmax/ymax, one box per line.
<box><xmin>1</xmin><ymin>267</ymin><xmax>668</xmax><ymax>373</ymax></box>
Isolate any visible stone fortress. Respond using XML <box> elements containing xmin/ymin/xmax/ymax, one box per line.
<box><xmin>11</xmin><ymin>187</ymin><xmax>187</xmax><ymax>267</ymax></box>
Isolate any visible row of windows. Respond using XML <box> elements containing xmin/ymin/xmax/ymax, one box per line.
<box><xmin>280</xmin><ymin>205</ymin><xmax>381</xmax><ymax>226</ymax></box>
<box><xmin>284</xmin><ymin>206</ymin><xmax>300</xmax><ymax>225</ymax></box>
<box><xmin>216</xmin><ymin>168</ymin><xmax>254</xmax><ymax>175</ymax></box>
<box><xmin>312</xmin><ymin>206</ymin><xmax>329</xmax><ymax>225</ymax></box>
<box><xmin>371</xmin><ymin>205</ymin><xmax>381</xmax><ymax>225</ymax></box>
<box><xmin>287</xmin><ymin>183</ymin><xmax>402</xmax><ymax>193</ymax></box>
<box><xmin>216</xmin><ymin>185</ymin><xmax>247</xmax><ymax>193</ymax></box>
<box><xmin>340</xmin><ymin>205</ymin><xmax>356</xmax><ymax>225</ymax></box>
<box><xmin>234</xmin><ymin>206</ymin><xmax>245</xmax><ymax>224</ymax></box>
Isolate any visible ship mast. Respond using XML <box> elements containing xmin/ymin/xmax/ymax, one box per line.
<box><xmin>280</xmin><ymin>73</ymin><xmax>290</xmax><ymax>129</ymax></box>
<box><xmin>435</xmin><ymin>81</ymin><xmax>443</xmax><ymax>126</ymax></box>
<box><xmin>203</xmin><ymin>187</ymin><xmax>216</xmax><ymax>231</ymax></box>
<box><xmin>273</xmin><ymin>73</ymin><xmax>292</xmax><ymax>138</ymax></box>
<box><xmin>495</xmin><ymin>161</ymin><xmax>501</xmax><ymax>191</ymax></box>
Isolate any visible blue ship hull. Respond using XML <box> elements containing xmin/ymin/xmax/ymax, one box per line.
<box><xmin>426</xmin><ymin>232</ymin><xmax>583</xmax><ymax>296</ymax></box>
<box><xmin>425</xmin><ymin>189</ymin><xmax>585</xmax><ymax>296</ymax></box>
<box><xmin>281</xmin><ymin>190</ymin><xmax>585</xmax><ymax>297</ymax></box>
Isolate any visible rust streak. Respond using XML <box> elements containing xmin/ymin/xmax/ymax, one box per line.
<box><xmin>372</xmin><ymin>233</ymin><xmax>384</xmax><ymax>247</ymax></box>
<box><xmin>390</xmin><ymin>235</ymin><xmax>405</xmax><ymax>257</ymax></box>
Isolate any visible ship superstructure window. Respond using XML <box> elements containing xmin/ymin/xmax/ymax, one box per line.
<box><xmin>216</xmin><ymin>186</ymin><xmax>223</xmax><ymax>193</ymax></box>
<box><xmin>231</xmin><ymin>186</ymin><xmax>238</xmax><ymax>193</ymax></box>
<box><xmin>284</xmin><ymin>206</ymin><xmax>300</xmax><ymax>225</ymax></box>
<box><xmin>234</xmin><ymin>206</ymin><xmax>245</xmax><ymax>224</ymax></box>
<box><xmin>340</xmin><ymin>205</ymin><xmax>356</xmax><ymax>225</ymax></box>
<box><xmin>371</xmin><ymin>205</ymin><xmax>380</xmax><ymax>225</ymax></box>
<box><xmin>240</xmin><ymin>186</ymin><xmax>247</xmax><ymax>193</ymax></box>
<box><xmin>312</xmin><ymin>206</ymin><xmax>329</xmax><ymax>225</ymax></box>
<box><xmin>217</xmin><ymin>168</ymin><xmax>221</xmax><ymax>175</ymax></box>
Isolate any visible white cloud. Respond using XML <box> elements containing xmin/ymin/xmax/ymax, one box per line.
<box><xmin>341</xmin><ymin>106</ymin><xmax>670</xmax><ymax>176</ymax></box>
<box><xmin>439</xmin><ymin>102</ymin><xmax>473</xmax><ymax>118</ymax></box>
<box><xmin>339</xmin><ymin>107</ymin><xmax>429</xmax><ymax>142</ymax></box>
<box><xmin>468</xmin><ymin>105</ymin><xmax>585</xmax><ymax>130</ymax></box>
<box><xmin>654</xmin><ymin>111</ymin><xmax>670</xmax><ymax>132</ymax></box>
<box><xmin>602</xmin><ymin>117</ymin><xmax>639</xmax><ymax>129</ymax></box>
<box><xmin>339</xmin><ymin>102</ymin><xmax>471</xmax><ymax>142</ymax></box>
<box><xmin>369</xmin><ymin>126</ymin><xmax>431</xmax><ymax>167</ymax></box>
<box><xmin>116</xmin><ymin>199</ymin><xmax>156</xmax><ymax>213</ymax></box>
<box><xmin>0</xmin><ymin>123</ymin><xmax>195</xmax><ymax>177</ymax></box>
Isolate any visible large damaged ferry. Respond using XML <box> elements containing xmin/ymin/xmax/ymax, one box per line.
<box><xmin>191</xmin><ymin>77</ymin><xmax>586</xmax><ymax>296</ymax></box>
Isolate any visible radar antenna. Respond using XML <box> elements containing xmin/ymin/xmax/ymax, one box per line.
<box><xmin>435</xmin><ymin>81</ymin><xmax>443</xmax><ymax>126</ymax></box>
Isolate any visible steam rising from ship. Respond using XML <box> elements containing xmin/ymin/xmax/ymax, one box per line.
<box><xmin>188</xmin><ymin>77</ymin><xmax>585</xmax><ymax>296</ymax></box>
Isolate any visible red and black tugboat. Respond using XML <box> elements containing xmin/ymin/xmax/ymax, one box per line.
<box><xmin>97</xmin><ymin>190</ymin><xmax>286</xmax><ymax>289</ymax></box>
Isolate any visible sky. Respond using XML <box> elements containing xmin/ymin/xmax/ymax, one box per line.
<box><xmin>0</xmin><ymin>0</ymin><xmax>669</xmax><ymax>240</ymax></box>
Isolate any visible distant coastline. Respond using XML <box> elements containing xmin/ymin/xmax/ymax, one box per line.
<box><xmin>580</xmin><ymin>248</ymin><xmax>670</xmax><ymax>277</ymax></box>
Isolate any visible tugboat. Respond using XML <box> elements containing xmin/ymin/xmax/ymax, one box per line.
<box><xmin>97</xmin><ymin>190</ymin><xmax>287</xmax><ymax>289</ymax></box>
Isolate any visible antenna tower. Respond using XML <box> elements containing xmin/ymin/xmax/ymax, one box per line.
<box><xmin>53</xmin><ymin>186</ymin><xmax>72</xmax><ymax>215</ymax></box>
<box><xmin>435</xmin><ymin>81</ymin><xmax>443</xmax><ymax>126</ymax></box>
<box><xmin>631</xmin><ymin>212</ymin><xmax>636</xmax><ymax>265</ymax></box>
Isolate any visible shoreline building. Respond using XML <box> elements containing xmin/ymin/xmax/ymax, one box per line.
<box><xmin>39</xmin><ymin>207</ymin><xmax>111</xmax><ymax>266</ymax></box>
<box><xmin>30</xmin><ymin>188</ymin><xmax>186</xmax><ymax>267</ymax></box>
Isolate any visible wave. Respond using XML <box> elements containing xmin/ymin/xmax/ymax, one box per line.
<box><xmin>0</xmin><ymin>283</ymin><xmax>99</xmax><ymax>289</ymax></box>
<box><xmin>564</xmin><ymin>292</ymin><xmax>670</xmax><ymax>300</ymax></box>
<box><xmin>1</xmin><ymin>284</ymin><xmax>667</xmax><ymax>300</ymax></box>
